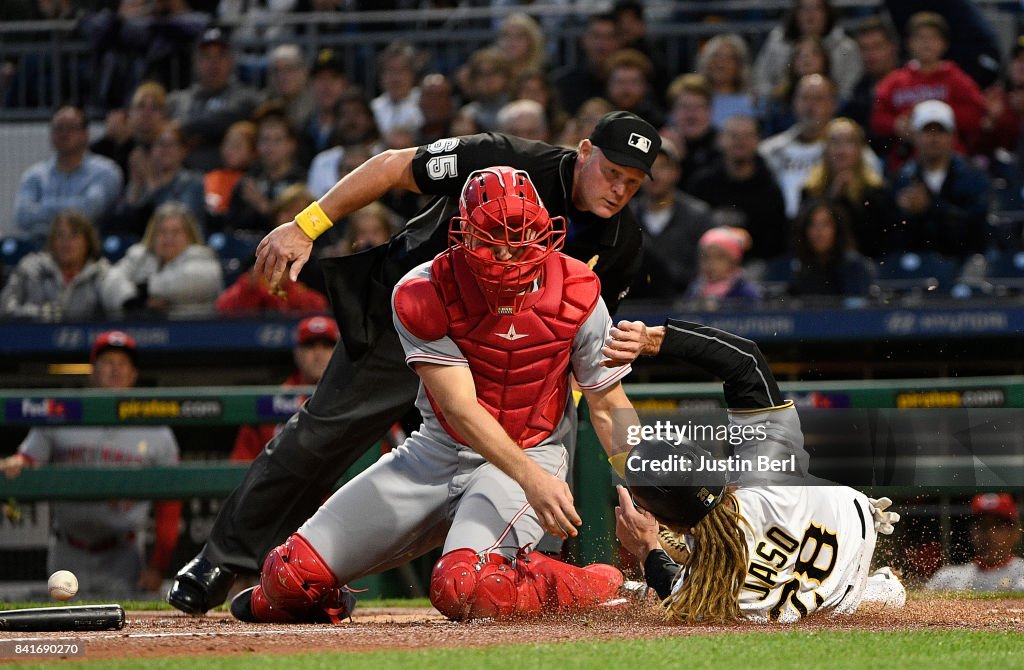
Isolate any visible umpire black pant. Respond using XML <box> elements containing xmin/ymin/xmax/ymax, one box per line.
<box><xmin>203</xmin><ymin>327</ymin><xmax>419</xmax><ymax>574</ymax></box>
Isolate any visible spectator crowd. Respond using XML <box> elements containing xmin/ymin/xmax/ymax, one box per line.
<box><xmin>2</xmin><ymin>0</ymin><xmax>1024</xmax><ymax>598</ymax></box>
<box><xmin>3</xmin><ymin>0</ymin><xmax>1024</xmax><ymax>320</ymax></box>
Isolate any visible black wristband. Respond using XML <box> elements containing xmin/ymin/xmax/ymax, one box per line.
<box><xmin>643</xmin><ymin>548</ymin><xmax>681</xmax><ymax>600</ymax></box>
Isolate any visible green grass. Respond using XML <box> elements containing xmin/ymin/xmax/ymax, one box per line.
<box><xmin>10</xmin><ymin>631</ymin><xmax>1024</xmax><ymax>670</ymax></box>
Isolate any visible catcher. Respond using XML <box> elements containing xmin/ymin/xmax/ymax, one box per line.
<box><xmin>604</xmin><ymin>320</ymin><xmax>907</xmax><ymax>623</ymax></box>
<box><xmin>231</xmin><ymin>167</ymin><xmax>638</xmax><ymax>623</ymax></box>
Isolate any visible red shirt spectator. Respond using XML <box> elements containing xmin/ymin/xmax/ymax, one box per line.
<box><xmin>216</xmin><ymin>271</ymin><xmax>328</xmax><ymax>315</ymax></box>
<box><xmin>872</xmin><ymin>61</ymin><xmax>986</xmax><ymax>148</ymax></box>
<box><xmin>230</xmin><ymin>317</ymin><xmax>338</xmax><ymax>462</ymax></box>
<box><xmin>871</xmin><ymin>12</ymin><xmax>986</xmax><ymax>162</ymax></box>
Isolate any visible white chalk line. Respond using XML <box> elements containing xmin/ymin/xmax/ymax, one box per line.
<box><xmin>1</xmin><ymin>627</ymin><xmax>361</xmax><ymax>643</ymax></box>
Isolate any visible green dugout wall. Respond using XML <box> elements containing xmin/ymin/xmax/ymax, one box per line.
<box><xmin>3</xmin><ymin>376</ymin><xmax>1023</xmax><ymax>594</ymax></box>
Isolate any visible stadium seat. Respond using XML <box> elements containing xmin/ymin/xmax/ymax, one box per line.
<box><xmin>209</xmin><ymin>231</ymin><xmax>261</xmax><ymax>286</ymax></box>
<box><xmin>759</xmin><ymin>255</ymin><xmax>798</xmax><ymax>299</ymax></box>
<box><xmin>208</xmin><ymin>231</ymin><xmax>261</xmax><ymax>261</ymax></box>
<box><xmin>102</xmin><ymin>233</ymin><xmax>139</xmax><ymax>263</ymax></box>
<box><xmin>982</xmin><ymin>249</ymin><xmax>1024</xmax><ymax>294</ymax></box>
<box><xmin>0</xmin><ymin>237</ymin><xmax>39</xmax><ymax>268</ymax></box>
<box><xmin>985</xmin><ymin>151</ymin><xmax>1024</xmax><ymax>250</ymax></box>
<box><xmin>872</xmin><ymin>252</ymin><xmax>961</xmax><ymax>300</ymax></box>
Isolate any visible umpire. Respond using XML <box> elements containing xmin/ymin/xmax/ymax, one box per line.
<box><xmin>168</xmin><ymin>111</ymin><xmax>661</xmax><ymax>614</ymax></box>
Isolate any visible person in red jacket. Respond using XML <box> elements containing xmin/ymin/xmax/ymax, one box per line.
<box><xmin>216</xmin><ymin>263</ymin><xmax>328</xmax><ymax>315</ymax></box>
<box><xmin>216</xmin><ymin>185</ymin><xmax>330</xmax><ymax>316</ymax></box>
<box><xmin>871</xmin><ymin>11</ymin><xmax>986</xmax><ymax>169</ymax></box>
<box><xmin>230</xmin><ymin>316</ymin><xmax>338</xmax><ymax>462</ymax></box>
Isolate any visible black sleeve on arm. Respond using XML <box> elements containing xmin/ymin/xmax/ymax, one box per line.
<box><xmin>659</xmin><ymin>320</ymin><xmax>784</xmax><ymax>409</ymax></box>
<box><xmin>410</xmin><ymin>133</ymin><xmax>560</xmax><ymax>197</ymax></box>
<box><xmin>644</xmin><ymin>548</ymin><xmax>682</xmax><ymax>600</ymax></box>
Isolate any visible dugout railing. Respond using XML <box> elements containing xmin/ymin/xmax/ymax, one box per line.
<box><xmin>2</xmin><ymin>375</ymin><xmax>1024</xmax><ymax>597</ymax></box>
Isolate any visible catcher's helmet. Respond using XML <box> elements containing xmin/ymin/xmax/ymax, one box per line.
<box><xmin>449</xmin><ymin>166</ymin><xmax>565</xmax><ymax>315</ymax></box>
<box><xmin>624</xmin><ymin>439</ymin><xmax>727</xmax><ymax>528</ymax></box>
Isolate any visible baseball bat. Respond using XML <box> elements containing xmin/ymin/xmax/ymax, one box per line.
<box><xmin>0</xmin><ymin>604</ymin><xmax>125</xmax><ymax>632</ymax></box>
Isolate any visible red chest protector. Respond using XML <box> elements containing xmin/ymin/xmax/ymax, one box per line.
<box><xmin>395</xmin><ymin>250</ymin><xmax>600</xmax><ymax>449</ymax></box>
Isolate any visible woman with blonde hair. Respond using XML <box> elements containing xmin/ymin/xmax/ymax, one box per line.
<box><xmin>802</xmin><ymin>117</ymin><xmax>896</xmax><ymax>258</ymax></box>
<box><xmin>695</xmin><ymin>34</ymin><xmax>756</xmax><ymax>128</ymax></box>
<box><xmin>1</xmin><ymin>210</ymin><xmax>131</xmax><ymax>321</ymax></box>
<box><xmin>113</xmin><ymin>202</ymin><xmax>223</xmax><ymax>317</ymax></box>
<box><xmin>340</xmin><ymin>202</ymin><xmax>396</xmax><ymax>256</ymax></box>
<box><xmin>607</xmin><ymin>320</ymin><xmax>906</xmax><ymax>623</ymax></box>
<box><xmin>495</xmin><ymin>12</ymin><xmax>546</xmax><ymax>80</ymax></box>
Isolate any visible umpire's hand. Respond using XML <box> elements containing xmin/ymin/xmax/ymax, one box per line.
<box><xmin>255</xmin><ymin>221</ymin><xmax>314</xmax><ymax>289</ymax></box>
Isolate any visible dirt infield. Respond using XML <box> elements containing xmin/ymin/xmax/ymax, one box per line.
<box><xmin>3</xmin><ymin>596</ymin><xmax>1023</xmax><ymax>661</ymax></box>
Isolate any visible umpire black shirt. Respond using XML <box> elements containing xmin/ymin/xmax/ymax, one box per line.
<box><xmin>322</xmin><ymin>133</ymin><xmax>644</xmax><ymax>358</ymax></box>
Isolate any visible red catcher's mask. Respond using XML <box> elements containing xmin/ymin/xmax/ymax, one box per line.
<box><xmin>449</xmin><ymin>167</ymin><xmax>565</xmax><ymax>314</ymax></box>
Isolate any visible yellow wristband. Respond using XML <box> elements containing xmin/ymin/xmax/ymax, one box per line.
<box><xmin>294</xmin><ymin>200</ymin><xmax>333</xmax><ymax>240</ymax></box>
<box><xmin>609</xmin><ymin>452</ymin><xmax>629</xmax><ymax>479</ymax></box>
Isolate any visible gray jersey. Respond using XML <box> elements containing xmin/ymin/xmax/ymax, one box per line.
<box><xmin>392</xmin><ymin>259</ymin><xmax>631</xmax><ymax>448</ymax></box>
<box><xmin>18</xmin><ymin>426</ymin><xmax>179</xmax><ymax>541</ymax></box>
<box><xmin>298</xmin><ymin>257</ymin><xmax>628</xmax><ymax>580</ymax></box>
<box><xmin>926</xmin><ymin>558</ymin><xmax>1024</xmax><ymax>592</ymax></box>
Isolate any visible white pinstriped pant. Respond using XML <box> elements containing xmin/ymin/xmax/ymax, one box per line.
<box><xmin>297</xmin><ymin>430</ymin><xmax>569</xmax><ymax>585</ymax></box>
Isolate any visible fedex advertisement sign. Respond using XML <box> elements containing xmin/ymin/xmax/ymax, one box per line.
<box><xmin>5</xmin><ymin>398</ymin><xmax>84</xmax><ymax>424</ymax></box>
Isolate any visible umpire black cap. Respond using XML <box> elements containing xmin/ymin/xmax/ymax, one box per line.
<box><xmin>624</xmin><ymin>439</ymin><xmax>726</xmax><ymax>528</ymax></box>
<box><xmin>588</xmin><ymin>111</ymin><xmax>661</xmax><ymax>177</ymax></box>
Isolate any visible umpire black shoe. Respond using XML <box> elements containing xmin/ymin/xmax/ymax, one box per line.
<box><xmin>167</xmin><ymin>555</ymin><xmax>236</xmax><ymax>615</ymax></box>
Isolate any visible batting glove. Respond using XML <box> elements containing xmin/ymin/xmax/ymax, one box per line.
<box><xmin>868</xmin><ymin>497</ymin><xmax>900</xmax><ymax>535</ymax></box>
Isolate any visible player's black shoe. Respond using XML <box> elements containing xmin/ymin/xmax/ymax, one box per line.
<box><xmin>167</xmin><ymin>555</ymin><xmax>236</xmax><ymax>615</ymax></box>
<box><xmin>230</xmin><ymin>586</ymin><xmax>260</xmax><ymax>623</ymax></box>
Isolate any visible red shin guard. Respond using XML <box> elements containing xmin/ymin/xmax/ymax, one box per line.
<box><xmin>430</xmin><ymin>548</ymin><xmax>520</xmax><ymax>620</ymax></box>
<box><xmin>514</xmin><ymin>547</ymin><xmax>623</xmax><ymax>612</ymax></box>
<box><xmin>429</xmin><ymin>547</ymin><xmax>623</xmax><ymax>621</ymax></box>
<box><xmin>252</xmin><ymin>533</ymin><xmax>354</xmax><ymax>624</ymax></box>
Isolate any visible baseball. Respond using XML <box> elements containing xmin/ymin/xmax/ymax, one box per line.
<box><xmin>48</xmin><ymin>570</ymin><xmax>78</xmax><ymax>601</ymax></box>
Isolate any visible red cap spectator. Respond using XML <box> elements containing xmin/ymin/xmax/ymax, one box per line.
<box><xmin>90</xmin><ymin>330</ymin><xmax>138</xmax><ymax>364</ymax></box>
<box><xmin>297</xmin><ymin>316</ymin><xmax>339</xmax><ymax>346</ymax></box>
<box><xmin>230</xmin><ymin>315</ymin><xmax>338</xmax><ymax>462</ymax></box>
<box><xmin>971</xmin><ymin>493</ymin><xmax>1019</xmax><ymax>522</ymax></box>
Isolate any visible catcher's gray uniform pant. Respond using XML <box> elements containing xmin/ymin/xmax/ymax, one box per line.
<box><xmin>202</xmin><ymin>327</ymin><xmax>572</xmax><ymax>574</ymax></box>
<box><xmin>296</xmin><ymin>433</ymin><xmax>569</xmax><ymax>583</ymax></box>
<box><xmin>204</xmin><ymin>329</ymin><xmax>420</xmax><ymax>573</ymax></box>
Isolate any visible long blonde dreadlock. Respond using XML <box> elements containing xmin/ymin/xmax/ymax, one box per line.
<box><xmin>662</xmin><ymin>490</ymin><xmax>750</xmax><ymax>623</ymax></box>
